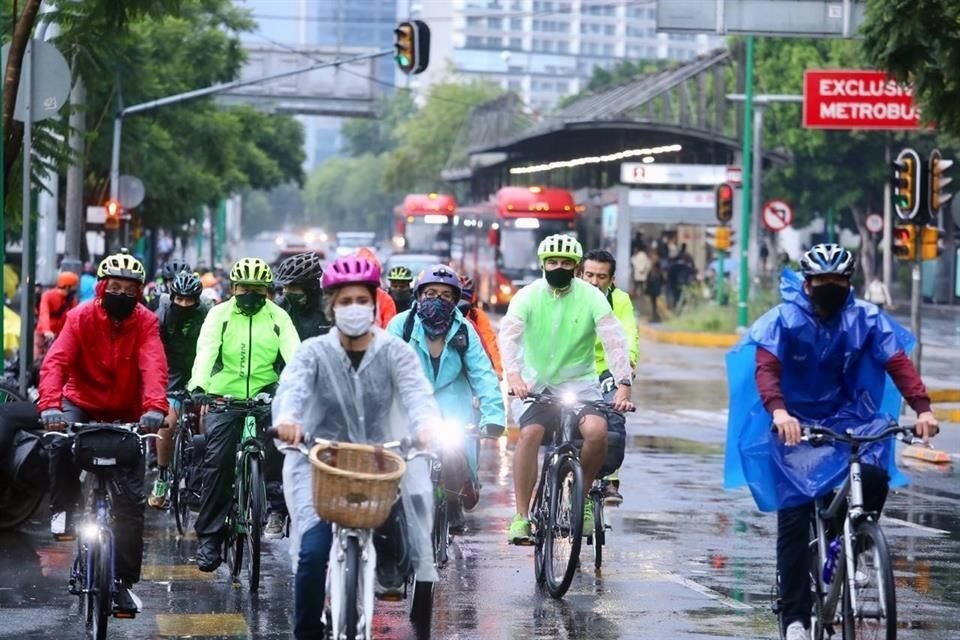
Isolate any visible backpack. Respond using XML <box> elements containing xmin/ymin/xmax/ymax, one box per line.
<box><xmin>401</xmin><ymin>304</ymin><xmax>470</xmax><ymax>369</ymax></box>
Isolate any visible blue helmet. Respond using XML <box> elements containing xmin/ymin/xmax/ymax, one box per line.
<box><xmin>800</xmin><ymin>243</ymin><xmax>855</xmax><ymax>279</ymax></box>
<box><xmin>414</xmin><ymin>264</ymin><xmax>462</xmax><ymax>299</ymax></box>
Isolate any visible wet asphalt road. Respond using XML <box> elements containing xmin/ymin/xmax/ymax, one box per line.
<box><xmin>2</xmin><ymin>337</ymin><xmax>960</xmax><ymax>640</ymax></box>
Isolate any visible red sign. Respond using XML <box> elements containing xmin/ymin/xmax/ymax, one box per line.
<box><xmin>762</xmin><ymin>199</ymin><xmax>794</xmax><ymax>232</ymax></box>
<box><xmin>803</xmin><ymin>70</ymin><xmax>921</xmax><ymax>130</ymax></box>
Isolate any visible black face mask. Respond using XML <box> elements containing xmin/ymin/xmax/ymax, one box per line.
<box><xmin>285</xmin><ymin>292</ymin><xmax>308</xmax><ymax>311</ymax></box>
<box><xmin>391</xmin><ymin>289</ymin><xmax>413</xmax><ymax>308</ymax></box>
<box><xmin>102</xmin><ymin>292</ymin><xmax>138</xmax><ymax>320</ymax></box>
<box><xmin>236</xmin><ymin>292</ymin><xmax>266</xmax><ymax>316</ymax></box>
<box><xmin>170</xmin><ymin>302</ymin><xmax>196</xmax><ymax>324</ymax></box>
<box><xmin>545</xmin><ymin>267</ymin><xmax>575</xmax><ymax>289</ymax></box>
<box><xmin>810</xmin><ymin>283</ymin><xmax>849</xmax><ymax>317</ymax></box>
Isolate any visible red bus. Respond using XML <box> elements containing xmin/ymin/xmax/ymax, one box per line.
<box><xmin>393</xmin><ymin>193</ymin><xmax>456</xmax><ymax>257</ymax></box>
<box><xmin>452</xmin><ymin>186</ymin><xmax>579</xmax><ymax>310</ymax></box>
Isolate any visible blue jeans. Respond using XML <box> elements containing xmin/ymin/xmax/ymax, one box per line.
<box><xmin>295</xmin><ymin>521</ymin><xmax>334</xmax><ymax>639</ymax></box>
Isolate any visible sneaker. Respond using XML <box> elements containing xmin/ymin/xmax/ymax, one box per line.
<box><xmin>112</xmin><ymin>583</ymin><xmax>142</xmax><ymax>618</ymax></box>
<box><xmin>603</xmin><ymin>481</ymin><xmax>623</xmax><ymax>507</ymax></box>
<box><xmin>785</xmin><ymin>622</ymin><xmax>809</xmax><ymax>640</ymax></box>
<box><xmin>375</xmin><ymin>565</ymin><xmax>404</xmax><ymax>601</ymax></box>
<box><xmin>196</xmin><ymin>535</ymin><xmax>222</xmax><ymax>572</ymax></box>
<box><xmin>582</xmin><ymin>500</ymin><xmax>595</xmax><ymax>537</ymax></box>
<box><xmin>148</xmin><ymin>479</ymin><xmax>168</xmax><ymax>509</ymax></box>
<box><xmin>51</xmin><ymin>511</ymin><xmax>75</xmax><ymax>541</ymax></box>
<box><xmin>507</xmin><ymin>513</ymin><xmax>532</xmax><ymax>544</ymax></box>
<box><xmin>448</xmin><ymin>501</ymin><xmax>465</xmax><ymax>535</ymax></box>
<box><xmin>264</xmin><ymin>512</ymin><xmax>286</xmax><ymax>539</ymax></box>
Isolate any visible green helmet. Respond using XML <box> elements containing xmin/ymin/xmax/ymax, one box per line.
<box><xmin>229</xmin><ymin>257</ymin><xmax>273</xmax><ymax>285</ymax></box>
<box><xmin>388</xmin><ymin>265</ymin><xmax>414</xmax><ymax>282</ymax></box>
<box><xmin>537</xmin><ymin>234</ymin><xmax>583</xmax><ymax>265</ymax></box>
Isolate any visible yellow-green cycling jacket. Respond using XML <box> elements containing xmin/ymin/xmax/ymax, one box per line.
<box><xmin>595</xmin><ymin>286</ymin><xmax>639</xmax><ymax>375</ymax></box>
<box><xmin>189</xmin><ymin>297</ymin><xmax>301</xmax><ymax>399</ymax></box>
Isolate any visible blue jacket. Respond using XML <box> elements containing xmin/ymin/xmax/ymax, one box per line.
<box><xmin>724</xmin><ymin>269</ymin><xmax>910</xmax><ymax>511</ymax></box>
<box><xmin>387</xmin><ymin>309</ymin><xmax>505</xmax><ymax>431</ymax></box>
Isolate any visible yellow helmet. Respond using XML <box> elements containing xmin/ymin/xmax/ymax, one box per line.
<box><xmin>97</xmin><ymin>249</ymin><xmax>146</xmax><ymax>283</ymax></box>
<box><xmin>229</xmin><ymin>257</ymin><xmax>273</xmax><ymax>285</ymax></box>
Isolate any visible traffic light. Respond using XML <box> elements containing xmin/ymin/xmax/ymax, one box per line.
<box><xmin>892</xmin><ymin>148</ymin><xmax>921</xmax><ymax>221</ymax></box>
<box><xmin>928</xmin><ymin>150</ymin><xmax>953</xmax><ymax>216</ymax></box>
<box><xmin>892</xmin><ymin>224</ymin><xmax>916</xmax><ymax>261</ymax></box>
<box><xmin>394</xmin><ymin>20</ymin><xmax>430</xmax><ymax>75</ymax></box>
<box><xmin>104</xmin><ymin>199</ymin><xmax>121</xmax><ymax>230</ymax></box>
<box><xmin>714</xmin><ymin>182</ymin><xmax>734</xmax><ymax>223</ymax></box>
<box><xmin>707</xmin><ymin>225</ymin><xmax>734</xmax><ymax>251</ymax></box>
<box><xmin>920</xmin><ymin>225</ymin><xmax>941</xmax><ymax>261</ymax></box>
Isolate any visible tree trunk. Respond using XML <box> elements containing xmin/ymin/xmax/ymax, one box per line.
<box><xmin>3</xmin><ymin>0</ymin><xmax>42</xmax><ymax>191</ymax></box>
<box><xmin>849</xmin><ymin>204</ymin><xmax>876</xmax><ymax>288</ymax></box>
<box><xmin>64</xmin><ymin>76</ymin><xmax>86</xmax><ymax>261</ymax></box>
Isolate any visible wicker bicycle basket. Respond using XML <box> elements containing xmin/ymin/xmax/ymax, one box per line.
<box><xmin>309</xmin><ymin>441</ymin><xmax>406</xmax><ymax>529</ymax></box>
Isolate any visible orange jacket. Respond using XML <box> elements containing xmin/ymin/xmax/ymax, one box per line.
<box><xmin>36</xmin><ymin>288</ymin><xmax>78</xmax><ymax>337</ymax></box>
<box><xmin>377</xmin><ymin>288</ymin><xmax>397</xmax><ymax>329</ymax></box>
<box><xmin>466</xmin><ymin>306</ymin><xmax>502</xmax><ymax>378</ymax></box>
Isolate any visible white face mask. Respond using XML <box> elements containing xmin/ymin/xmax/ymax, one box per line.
<box><xmin>334</xmin><ymin>303</ymin><xmax>375</xmax><ymax>338</ymax></box>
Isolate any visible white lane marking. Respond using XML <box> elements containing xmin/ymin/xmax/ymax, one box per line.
<box><xmin>665</xmin><ymin>573</ymin><xmax>754</xmax><ymax>610</ymax></box>
<box><xmin>674</xmin><ymin>409</ymin><xmax>728</xmax><ymax>425</ymax></box>
<box><xmin>880</xmin><ymin>516</ymin><xmax>949</xmax><ymax>535</ymax></box>
<box><xmin>895</xmin><ymin>488</ymin><xmax>960</xmax><ymax>506</ymax></box>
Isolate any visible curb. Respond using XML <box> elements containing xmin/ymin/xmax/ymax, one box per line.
<box><xmin>639</xmin><ymin>325</ymin><xmax>739</xmax><ymax>349</ymax></box>
<box><xmin>930</xmin><ymin>389</ymin><xmax>960</xmax><ymax>404</ymax></box>
<box><xmin>934</xmin><ymin>407</ymin><xmax>960</xmax><ymax>423</ymax></box>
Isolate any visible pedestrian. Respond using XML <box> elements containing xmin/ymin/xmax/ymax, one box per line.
<box><xmin>864</xmin><ymin>277</ymin><xmax>894</xmax><ymax>311</ymax></box>
<box><xmin>759</xmin><ymin>242</ymin><xmax>770</xmax><ymax>275</ymax></box>
<box><xmin>79</xmin><ymin>262</ymin><xmax>97</xmax><ymax>303</ymax></box>
<box><xmin>630</xmin><ymin>245</ymin><xmax>651</xmax><ymax>303</ymax></box>
<box><xmin>34</xmin><ymin>271</ymin><xmax>80</xmax><ymax>362</ymax></box>
<box><xmin>647</xmin><ymin>257</ymin><xmax>664</xmax><ymax>322</ymax></box>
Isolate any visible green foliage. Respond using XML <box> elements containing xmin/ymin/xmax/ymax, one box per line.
<box><xmin>383</xmin><ymin>81</ymin><xmax>502</xmax><ymax>194</ymax></box>
<box><xmin>558</xmin><ymin>59</ymin><xmax>669</xmax><ymax>108</ymax></box>
<box><xmin>303</xmin><ymin>154</ymin><xmax>396</xmax><ymax>234</ymax></box>
<box><xmin>665</xmin><ymin>287</ymin><xmax>779</xmax><ymax>332</ymax></box>
<box><xmin>861</xmin><ymin>0</ymin><xmax>960</xmax><ymax>140</ymax></box>
<box><xmin>341</xmin><ymin>91</ymin><xmax>416</xmax><ymax>157</ymax></box>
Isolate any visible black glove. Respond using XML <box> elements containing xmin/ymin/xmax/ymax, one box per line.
<box><xmin>480</xmin><ymin>423</ymin><xmax>505</xmax><ymax>439</ymax></box>
<box><xmin>140</xmin><ymin>410</ymin><xmax>166</xmax><ymax>430</ymax></box>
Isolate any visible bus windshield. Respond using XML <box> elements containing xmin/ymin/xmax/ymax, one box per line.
<box><xmin>498</xmin><ymin>228</ymin><xmax>541</xmax><ymax>278</ymax></box>
<box><xmin>405</xmin><ymin>219</ymin><xmax>451</xmax><ymax>254</ymax></box>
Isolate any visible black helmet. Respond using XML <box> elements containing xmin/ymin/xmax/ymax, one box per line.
<box><xmin>170</xmin><ymin>271</ymin><xmax>202</xmax><ymax>297</ymax></box>
<box><xmin>161</xmin><ymin>259</ymin><xmax>192</xmax><ymax>281</ymax></box>
<box><xmin>275</xmin><ymin>251</ymin><xmax>325</xmax><ymax>287</ymax></box>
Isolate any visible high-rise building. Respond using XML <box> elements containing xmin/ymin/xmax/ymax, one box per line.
<box><xmin>410</xmin><ymin>0</ymin><xmax>723</xmax><ymax>111</ymax></box>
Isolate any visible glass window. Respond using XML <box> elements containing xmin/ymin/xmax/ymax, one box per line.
<box><xmin>605</xmin><ymin>24</ymin><xmax>615</xmax><ymax>36</ymax></box>
<box><xmin>557</xmin><ymin>40</ymin><xmax>569</xmax><ymax>53</ymax></box>
<box><xmin>509</xmin><ymin>37</ymin><xmax>523</xmax><ymax>50</ymax></box>
<box><xmin>510</xmin><ymin>18</ymin><xmax>522</xmax><ymax>30</ymax></box>
<box><xmin>488</xmin><ymin>17</ymin><xmax>502</xmax><ymax>29</ymax></box>
<box><xmin>466</xmin><ymin>35</ymin><xmax>483</xmax><ymax>48</ymax></box>
<box><xmin>485</xmin><ymin>36</ymin><xmax>502</xmax><ymax>48</ymax></box>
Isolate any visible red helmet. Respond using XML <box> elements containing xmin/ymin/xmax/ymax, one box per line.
<box><xmin>322</xmin><ymin>256</ymin><xmax>381</xmax><ymax>289</ymax></box>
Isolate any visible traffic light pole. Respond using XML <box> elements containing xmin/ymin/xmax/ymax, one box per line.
<box><xmin>109</xmin><ymin>48</ymin><xmax>393</xmax><ymax>243</ymax></box>
<box><xmin>716</xmin><ymin>250</ymin><xmax>726</xmax><ymax>305</ymax></box>
<box><xmin>737</xmin><ymin>37</ymin><xmax>755</xmax><ymax>328</ymax></box>
<box><xmin>910</xmin><ymin>229</ymin><xmax>922</xmax><ymax>373</ymax></box>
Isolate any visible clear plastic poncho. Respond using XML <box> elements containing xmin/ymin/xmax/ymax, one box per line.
<box><xmin>273</xmin><ymin>327</ymin><xmax>442</xmax><ymax>581</ymax></box>
<box><xmin>724</xmin><ymin>269</ymin><xmax>911</xmax><ymax>512</ymax></box>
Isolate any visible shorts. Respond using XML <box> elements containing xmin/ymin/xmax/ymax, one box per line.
<box><xmin>167</xmin><ymin>396</ymin><xmax>183</xmax><ymax>414</ymax></box>
<box><xmin>515</xmin><ymin>384</ymin><xmax>605</xmax><ymax>433</ymax></box>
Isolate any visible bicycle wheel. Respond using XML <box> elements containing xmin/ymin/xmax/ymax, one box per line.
<box><xmin>842</xmin><ymin>521</ymin><xmax>896</xmax><ymax>640</ymax></box>
<box><xmin>410</xmin><ymin>580</ymin><xmax>433</xmax><ymax>640</ymax></box>
<box><xmin>433</xmin><ymin>494</ymin><xmax>449</xmax><ymax>569</ymax></box>
<box><xmin>91</xmin><ymin>534</ymin><xmax>111</xmax><ymax>640</ymax></box>
<box><xmin>592</xmin><ymin>494</ymin><xmax>604</xmax><ymax>571</ymax></box>
<box><xmin>170</xmin><ymin>429</ymin><xmax>184</xmax><ymax>535</ymax></box>
<box><xmin>343</xmin><ymin>535</ymin><xmax>361</xmax><ymax>640</ymax></box>
<box><xmin>245</xmin><ymin>456</ymin><xmax>264</xmax><ymax>592</ymax></box>
<box><xmin>543</xmin><ymin>456</ymin><xmax>584</xmax><ymax>598</ymax></box>
<box><xmin>0</xmin><ymin>380</ymin><xmax>27</xmax><ymax>402</ymax></box>
<box><xmin>533</xmin><ymin>479</ymin><xmax>549</xmax><ymax>587</ymax></box>
<box><xmin>80</xmin><ymin>544</ymin><xmax>94</xmax><ymax>634</ymax></box>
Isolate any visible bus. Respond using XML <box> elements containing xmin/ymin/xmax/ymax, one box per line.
<box><xmin>452</xmin><ymin>186</ymin><xmax>579</xmax><ymax>311</ymax></box>
<box><xmin>393</xmin><ymin>193</ymin><xmax>456</xmax><ymax>257</ymax></box>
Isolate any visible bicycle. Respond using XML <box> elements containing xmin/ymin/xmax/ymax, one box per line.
<box><xmin>206</xmin><ymin>393</ymin><xmax>272</xmax><ymax>592</ymax></box>
<box><xmin>431</xmin><ymin>424</ymin><xmax>481</xmax><ymax>569</ymax></box>
<box><xmin>167</xmin><ymin>390</ymin><xmax>202</xmax><ymax>537</ymax></box>
<box><xmin>272</xmin><ymin>428</ymin><xmax>438</xmax><ymax>640</ymax></box>
<box><xmin>586</xmin><ymin>476</ymin><xmax>617</xmax><ymax>571</ymax></box>
<box><xmin>771</xmin><ymin>422</ymin><xmax>919</xmax><ymax>640</ymax></box>
<box><xmin>44</xmin><ymin>422</ymin><xmax>158</xmax><ymax>640</ymax></box>
<box><xmin>0</xmin><ymin>381</ymin><xmax>46</xmax><ymax>531</ymax></box>
<box><xmin>519</xmin><ymin>391</ymin><xmax>629</xmax><ymax>599</ymax></box>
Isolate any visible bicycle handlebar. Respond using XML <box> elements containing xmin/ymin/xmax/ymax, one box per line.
<box><xmin>800</xmin><ymin>423</ymin><xmax>917</xmax><ymax>446</ymax></box>
<box><xmin>206</xmin><ymin>394</ymin><xmax>274</xmax><ymax>411</ymax></box>
<box><xmin>516</xmin><ymin>390</ymin><xmax>636</xmax><ymax>414</ymax></box>
<box><xmin>41</xmin><ymin>421</ymin><xmax>161</xmax><ymax>440</ymax></box>
<box><xmin>266</xmin><ymin>426</ymin><xmax>432</xmax><ymax>462</ymax></box>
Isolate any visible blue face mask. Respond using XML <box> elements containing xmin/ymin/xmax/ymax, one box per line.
<box><xmin>416</xmin><ymin>297</ymin><xmax>456</xmax><ymax>339</ymax></box>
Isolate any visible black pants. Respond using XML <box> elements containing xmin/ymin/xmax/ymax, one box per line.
<box><xmin>777</xmin><ymin>464</ymin><xmax>889</xmax><ymax>631</ymax></box>
<box><xmin>48</xmin><ymin>400</ymin><xmax>146</xmax><ymax>585</ymax></box>
<box><xmin>194</xmin><ymin>407</ymin><xmax>285</xmax><ymax>538</ymax></box>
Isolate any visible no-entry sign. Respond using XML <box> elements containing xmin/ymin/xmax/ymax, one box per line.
<box><xmin>803</xmin><ymin>70</ymin><xmax>921</xmax><ymax>130</ymax></box>
<box><xmin>762</xmin><ymin>199</ymin><xmax>794</xmax><ymax>232</ymax></box>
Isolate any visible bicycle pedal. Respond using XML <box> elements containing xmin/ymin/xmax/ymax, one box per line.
<box><xmin>509</xmin><ymin>537</ymin><xmax>535</xmax><ymax>546</ymax></box>
<box><xmin>54</xmin><ymin>533</ymin><xmax>76</xmax><ymax>542</ymax></box>
<box><xmin>113</xmin><ymin>611</ymin><xmax>136</xmax><ymax>619</ymax></box>
<box><xmin>376</xmin><ymin>592</ymin><xmax>404</xmax><ymax>602</ymax></box>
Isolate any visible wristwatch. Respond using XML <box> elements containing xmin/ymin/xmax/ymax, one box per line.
<box><xmin>617</xmin><ymin>378</ymin><xmax>632</xmax><ymax>387</ymax></box>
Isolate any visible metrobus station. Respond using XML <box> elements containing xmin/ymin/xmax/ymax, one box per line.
<box><xmin>405</xmin><ymin>47</ymin><xmax>787</xmax><ymax>300</ymax></box>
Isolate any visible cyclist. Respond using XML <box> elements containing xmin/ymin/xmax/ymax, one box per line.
<box><xmin>457</xmin><ymin>274</ymin><xmax>503</xmax><ymax>379</ymax></box>
<box><xmin>37</xmin><ymin>249</ymin><xmax>168</xmax><ymax>616</ymax></box>
<box><xmin>387</xmin><ymin>265</ymin><xmax>504</xmax><ymax>530</ymax></box>
<box><xmin>499</xmin><ymin>234</ymin><xmax>635</xmax><ymax>544</ymax></box>
<box><xmin>148</xmin><ymin>271</ymin><xmax>209</xmax><ymax>509</ymax></box>
<box><xmin>274</xmin><ymin>251</ymin><xmax>331</xmax><ymax>340</ymax></box>
<box><xmin>272</xmin><ymin>255</ymin><xmax>441</xmax><ymax>639</ymax></box>
<box><xmin>580</xmin><ymin>249</ymin><xmax>639</xmax><ymax>505</ymax></box>
<box><xmin>34</xmin><ymin>270</ymin><xmax>80</xmax><ymax>361</ymax></box>
<box><xmin>189</xmin><ymin>257</ymin><xmax>300</xmax><ymax>571</ymax></box>
<box><xmin>725</xmin><ymin>244</ymin><xmax>939</xmax><ymax>640</ymax></box>
<box><xmin>387</xmin><ymin>265</ymin><xmax>415</xmax><ymax>313</ymax></box>
<box><xmin>355</xmin><ymin>248</ymin><xmax>397</xmax><ymax>328</ymax></box>
<box><xmin>145</xmin><ymin>259</ymin><xmax>191</xmax><ymax>310</ymax></box>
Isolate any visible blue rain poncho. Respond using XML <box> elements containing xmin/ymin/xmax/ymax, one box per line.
<box><xmin>724</xmin><ymin>269</ymin><xmax>911</xmax><ymax>512</ymax></box>
<box><xmin>273</xmin><ymin>328</ymin><xmax>442</xmax><ymax>581</ymax></box>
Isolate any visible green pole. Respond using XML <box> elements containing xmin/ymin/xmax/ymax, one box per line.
<box><xmin>737</xmin><ymin>37</ymin><xmax>755</xmax><ymax>328</ymax></box>
<box><xmin>0</xmin><ymin>54</ymin><xmax>5</xmax><ymax>358</ymax></box>
<box><xmin>716</xmin><ymin>250</ymin><xmax>726</xmax><ymax>305</ymax></box>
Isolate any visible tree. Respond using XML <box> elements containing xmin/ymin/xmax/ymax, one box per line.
<box><xmin>383</xmin><ymin>81</ymin><xmax>503</xmax><ymax>194</ymax></box>
<box><xmin>861</xmin><ymin>0</ymin><xmax>960</xmax><ymax>138</ymax></box>
<box><xmin>303</xmin><ymin>154</ymin><xmax>397</xmax><ymax>234</ymax></box>
<box><xmin>341</xmin><ymin>91</ymin><xmax>415</xmax><ymax>157</ymax></box>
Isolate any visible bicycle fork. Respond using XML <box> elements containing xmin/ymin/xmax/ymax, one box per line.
<box><xmin>327</xmin><ymin>527</ymin><xmax>376</xmax><ymax>640</ymax></box>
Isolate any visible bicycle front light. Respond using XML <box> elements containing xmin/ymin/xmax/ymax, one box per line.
<box><xmin>561</xmin><ymin>392</ymin><xmax>577</xmax><ymax>407</ymax></box>
<box><xmin>435</xmin><ymin>421</ymin><xmax>465</xmax><ymax>450</ymax></box>
<box><xmin>79</xmin><ymin>522</ymin><xmax>99</xmax><ymax>542</ymax></box>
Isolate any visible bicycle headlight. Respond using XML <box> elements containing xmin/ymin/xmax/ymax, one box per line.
<box><xmin>80</xmin><ymin>522</ymin><xmax>99</xmax><ymax>542</ymax></box>
<box><xmin>561</xmin><ymin>392</ymin><xmax>577</xmax><ymax>407</ymax></box>
<box><xmin>435</xmin><ymin>421</ymin><xmax>465</xmax><ymax>450</ymax></box>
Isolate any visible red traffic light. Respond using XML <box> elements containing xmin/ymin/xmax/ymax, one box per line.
<box><xmin>717</xmin><ymin>184</ymin><xmax>733</xmax><ymax>201</ymax></box>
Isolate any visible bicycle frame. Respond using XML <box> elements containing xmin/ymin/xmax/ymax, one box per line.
<box><xmin>327</xmin><ymin>526</ymin><xmax>377</xmax><ymax>640</ymax></box>
<box><xmin>72</xmin><ymin>475</ymin><xmax>115</xmax><ymax>601</ymax></box>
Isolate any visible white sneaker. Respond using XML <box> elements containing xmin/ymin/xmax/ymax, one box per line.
<box><xmin>785</xmin><ymin>621</ymin><xmax>809</xmax><ymax>640</ymax></box>
<box><xmin>50</xmin><ymin>511</ymin><xmax>74</xmax><ymax>539</ymax></box>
